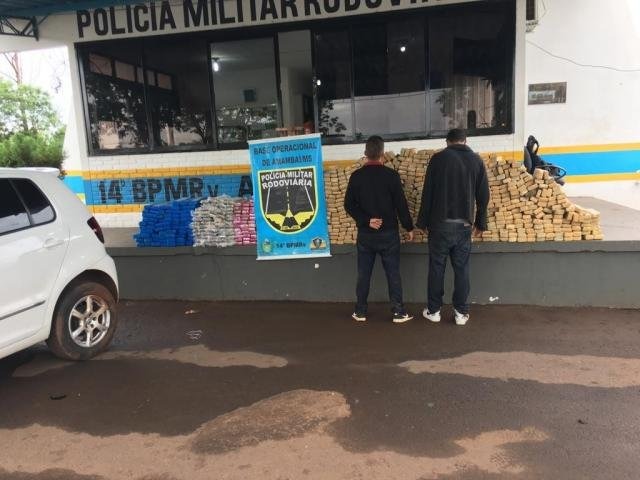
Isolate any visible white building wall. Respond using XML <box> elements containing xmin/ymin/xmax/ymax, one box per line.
<box><xmin>525</xmin><ymin>0</ymin><xmax>640</xmax><ymax>211</ymax></box>
<box><xmin>525</xmin><ymin>0</ymin><xmax>640</xmax><ymax>146</ymax></box>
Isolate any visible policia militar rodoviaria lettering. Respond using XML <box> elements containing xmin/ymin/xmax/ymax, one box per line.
<box><xmin>77</xmin><ymin>0</ymin><xmax>428</xmax><ymax>38</ymax></box>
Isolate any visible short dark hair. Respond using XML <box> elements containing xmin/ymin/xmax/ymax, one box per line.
<box><xmin>365</xmin><ymin>135</ymin><xmax>384</xmax><ymax>159</ymax></box>
<box><xmin>446</xmin><ymin>128</ymin><xmax>467</xmax><ymax>143</ymax></box>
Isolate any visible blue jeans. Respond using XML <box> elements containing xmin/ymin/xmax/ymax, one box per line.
<box><xmin>355</xmin><ymin>230</ymin><xmax>404</xmax><ymax>315</ymax></box>
<box><xmin>428</xmin><ymin>223</ymin><xmax>472</xmax><ymax>314</ymax></box>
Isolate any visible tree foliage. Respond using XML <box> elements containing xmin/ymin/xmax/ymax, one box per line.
<box><xmin>0</xmin><ymin>78</ymin><xmax>60</xmax><ymax>138</ymax></box>
<box><xmin>0</xmin><ymin>130</ymin><xmax>65</xmax><ymax>170</ymax></box>
<box><xmin>0</xmin><ymin>78</ymin><xmax>64</xmax><ymax>170</ymax></box>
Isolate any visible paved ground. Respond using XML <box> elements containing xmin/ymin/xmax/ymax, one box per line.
<box><xmin>570</xmin><ymin>197</ymin><xmax>640</xmax><ymax>241</ymax></box>
<box><xmin>1</xmin><ymin>302</ymin><xmax>639</xmax><ymax>479</ymax></box>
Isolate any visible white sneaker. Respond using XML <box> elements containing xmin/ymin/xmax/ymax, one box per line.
<box><xmin>454</xmin><ymin>309</ymin><xmax>469</xmax><ymax>326</ymax></box>
<box><xmin>352</xmin><ymin>312</ymin><xmax>367</xmax><ymax>322</ymax></box>
<box><xmin>392</xmin><ymin>312</ymin><xmax>413</xmax><ymax>323</ymax></box>
<box><xmin>422</xmin><ymin>308</ymin><xmax>441</xmax><ymax>323</ymax></box>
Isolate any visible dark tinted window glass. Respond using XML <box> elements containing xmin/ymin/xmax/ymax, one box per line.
<box><xmin>314</xmin><ymin>30</ymin><xmax>353</xmax><ymax>141</ymax></box>
<box><xmin>315</xmin><ymin>30</ymin><xmax>351</xmax><ymax>100</ymax></box>
<box><xmin>80</xmin><ymin>40</ymin><xmax>149</xmax><ymax>151</ymax></box>
<box><xmin>144</xmin><ymin>37</ymin><xmax>213</xmax><ymax>149</ymax></box>
<box><xmin>352</xmin><ymin>19</ymin><xmax>427</xmax><ymax>139</ymax></box>
<box><xmin>428</xmin><ymin>5</ymin><xmax>513</xmax><ymax>135</ymax></box>
<box><xmin>353</xmin><ymin>23</ymin><xmax>385</xmax><ymax>96</ymax></box>
<box><xmin>0</xmin><ymin>179</ymin><xmax>30</xmax><ymax>234</ymax></box>
<box><xmin>13</xmin><ymin>179</ymin><xmax>55</xmax><ymax>225</ymax></box>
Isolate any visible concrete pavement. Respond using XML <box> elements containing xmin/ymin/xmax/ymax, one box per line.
<box><xmin>1</xmin><ymin>302</ymin><xmax>639</xmax><ymax>479</ymax></box>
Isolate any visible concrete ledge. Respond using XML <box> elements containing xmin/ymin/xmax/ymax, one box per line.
<box><xmin>108</xmin><ymin>241</ymin><xmax>640</xmax><ymax>257</ymax></box>
<box><xmin>110</xmin><ymin>242</ymin><xmax>640</xmax><ymax>308</ymax></box>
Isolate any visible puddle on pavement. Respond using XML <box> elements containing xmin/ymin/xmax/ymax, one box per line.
<box><xmin>11</xmin><ymin>345</ymin><xmax>287</xmax><ymax>378</ymax></box>
<box><xmin>98</xmin><ymin>344</ymin><xmax>288</xmax><ymax>369</ymax></box>
<box><xmin>400</xmin><ymin>351</ymin><xmax>640</xmax><ymax>388</ymax></box>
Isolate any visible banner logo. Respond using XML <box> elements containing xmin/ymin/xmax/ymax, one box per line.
<box><xmin>259</xmin><ymin>167</ymin><xmax>317</xmax><ymax>233</ymax></box>
<box><xmin>249</xmin><ymin>133</ymin><xmax>330</xmax><ymax>260</ymax></box>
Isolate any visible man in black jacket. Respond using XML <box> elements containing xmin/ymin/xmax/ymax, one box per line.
<box><xmin>344</xmin><ymin>136</ymin><xmax>414</xmax><ymax>324</ymax></box>
<box><xmin>416</xmin><ymin>129</ymin><xmax>489</xmax><ymax>326</ymax></box>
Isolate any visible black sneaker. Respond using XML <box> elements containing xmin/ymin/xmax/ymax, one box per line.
<box><xmin>352</xmin><ymin>312</ymin><xmax>367</xmax><ymax>322</ymax></box>
<box><xmin>392</xmin><ymin>312</ymin><xmax>413</xmax><ymax>323</ymax></box>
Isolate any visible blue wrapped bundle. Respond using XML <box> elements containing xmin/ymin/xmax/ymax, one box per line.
<box><xmin>134</xmin><ymin>198</ymin><xmax>202</xmax><ymax>247</ymax></box>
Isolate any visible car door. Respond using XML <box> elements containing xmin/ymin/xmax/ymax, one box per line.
<box><xmin>0</xmin><ymin>178</ymin><xmax>69</xmax><ymax>349</ymax></box>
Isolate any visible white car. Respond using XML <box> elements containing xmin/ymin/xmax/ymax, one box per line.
<box><xmin>0</xmin><ymin>168</ymin><xmax>118</xmax><ymax>361</ymax></box>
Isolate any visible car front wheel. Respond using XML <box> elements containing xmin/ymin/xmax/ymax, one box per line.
<box><xmin>47</xmin><ymin>281</ymin><xmax>118</xmax><ymax>360</ymax></box>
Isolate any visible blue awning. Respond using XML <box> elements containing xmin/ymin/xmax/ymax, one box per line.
<box><xmin>0</xmin><ymin>0</ymin><xmax>143</xmax><ymax>39</ymax></box>
<box><xmin>0</xmin><ymin>0</ymin><xmax>140</xmax><ymax>17</ymax></box>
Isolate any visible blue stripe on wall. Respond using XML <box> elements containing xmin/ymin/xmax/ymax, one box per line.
<box><xmin>65</xmin><ymin>147</ymin><xmax>640</xmax><ymax>204</ymax></box>
<box><xmin>63</xmin><ymin>175</ymin><xmax>84</xmax><ymax>194</ymax></box>
<box><xmin>544</xmin><ymin>150</ymin><xmax>640</xmax><ymax>176</ymax></box>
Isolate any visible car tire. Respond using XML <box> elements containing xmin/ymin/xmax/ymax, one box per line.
<box><xmin>47</xmin><ymin>281</ymin><xmax>118</xmax><ymax>360</ymax></box>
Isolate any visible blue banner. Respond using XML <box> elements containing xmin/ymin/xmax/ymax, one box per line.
<box><xmin>249</xmin><ymin>134</ymin><xmax>330</xmax><ymax>260</ymax></box>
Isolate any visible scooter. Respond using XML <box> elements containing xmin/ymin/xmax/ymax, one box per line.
<box><xmin>523</xmin><ymin>135</ymin><xmax>567</xmax><ymax>185</ymax></box>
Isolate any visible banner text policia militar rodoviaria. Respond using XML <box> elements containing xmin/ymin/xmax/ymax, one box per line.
<box><xmin>75</xmin><ymin>0</ymin><xmax>472</xmax><ymax>39</ymax></box>
<box><xmin>249</xmin><ymin>134</ymin><xmax>330</xmax><ymax>260</ymax></box>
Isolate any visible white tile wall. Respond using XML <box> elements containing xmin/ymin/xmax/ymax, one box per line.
<box><xmin>83</xmin><ymin>149</ymin><xmax>250</xmax><ymax>173</ymax></box>
<box><xmin>85</xmin><ymin>133</ymin><xmax>519</xmax><ymax>175</ymax></box>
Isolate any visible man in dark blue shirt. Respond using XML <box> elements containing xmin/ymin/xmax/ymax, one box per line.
<box><xmin>416</xmin><ymin>128</ymin><xmax>489</xmax><ymax>326</ymax></box>
<box><xmin>344</xmin><ymin>136</ymin><xmax>414</xmax><ymax>324</ymax></box>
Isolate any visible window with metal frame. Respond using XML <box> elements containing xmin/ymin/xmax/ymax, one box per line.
<box><xmin>144</xmin><ymin>35</ymin><xmax>214</xmax><ymax>150</ymax></box>
<box><xmin>80</xmin><ymin>40</ymin><xmax>149</xmax><ymax>152</ymax></box>
<box><xmin>428</xmin><ymin>5</ymin><xmax>514</xmax><ymax>136</ymax></box>
<box><xmin>210</xmin><ymin>36</ymin><xmax>280</xmax><ymax>149</ymax></box>
<box><xmin>313</xmin><ymin>1</ymin><xmax>515</xmax><ymax>143</ymax></box>
<box><xmin>76</xmin><ymin>1</ymin><xmax>515</xmax><ymax>154</ymax></box>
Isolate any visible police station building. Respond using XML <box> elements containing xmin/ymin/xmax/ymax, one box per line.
<box><xmin>2</xmin><ymin>0</ymin><xmax>638</xmax><ymax>227</ymax></box>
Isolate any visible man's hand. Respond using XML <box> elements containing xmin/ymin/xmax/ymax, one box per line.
<box><xmin>369</xmin><ymin>218</ymin><xmax>383</xmax><ymax>230</ymax></box>
<box><xmin>406</xmin><ymin>230</ymin><xmax>414</xmax><ymax>242</ymax></box>
<box><xmin>472</xmin><ymin>226</ymin><xmax>483</xmax><ymax>238</ymax></box>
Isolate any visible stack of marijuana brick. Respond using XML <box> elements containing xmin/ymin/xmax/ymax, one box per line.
<box><xmin>324</xmin><ymin>161</ymin><xmax>362</xmax><ymax>245</ymax></box>
<box><xmin>233</xmin><ymin>198</ymin><xmax>257</xmax><ymax>246</ymax></box>
<box><xmin>323</xmin><ymin>150</ymin><xmax>603</xmax><ymax>245</ymax></box>
<box><xmin>323</xmin><ymin>149</ymin><xmax>434</xmax><ymax>245</ymax></box>
<box><xmin>191</xmin><ymin>196</ymin><xmax>257</xmax><ymax>247</ymax></box>
<box><xmin>191</xmin><ymin>195</ymin><xmax>238</xmax><ymax>247</ymax></box>
<box><xmin>477</xmin><ymin>155</ymin><xmax>603</xmax><ymax>242</ymax></box>
<box><xmin>136</xmin><ymin>150</ymin><xmax>603</xmax><ymax>248</ymax></box>
<box><xmin>393</xmin><ymin>148</ymin><xmax>433</xmax><ymax>244</ymax></box>
<box><xmin>134</xmin><ymin>198</ymin><xmax>200</xmax><ymax>247</ymax></box>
